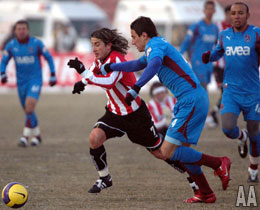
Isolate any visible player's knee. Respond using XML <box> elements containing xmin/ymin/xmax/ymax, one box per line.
<box><xmin>150</xmin><ymin>148</ymin><xmax>166</xmax><ymax>160</ymax></box>
<box><xmin>89</xmin><ymin>129</ymin><xmax>106</xmax><ymax>149</ymax></box>
<box><xmin>222</xmin><ymin>126</ymin><xmax>239</xmax><ymax>139</ymax></box>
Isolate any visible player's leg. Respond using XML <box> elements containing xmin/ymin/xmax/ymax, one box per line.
<box><xmin>221</xmin><ymin>92</ymin><xmax>248</xmax><ymax>158</ymax></box>
<box><xmin>88</xmin><ymin>111</ymin><xmax>125</xmax><ymax>193</ymax></box>
<box><xmin>246</xmin><ymin>120</ymin><xmax>260</xmax><ymax>182</ymax></box>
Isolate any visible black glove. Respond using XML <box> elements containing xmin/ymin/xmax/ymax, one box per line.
<box><xmin>72</xmin><ymin>81</ymin><xmax>86</xmax><ymax>94</ymax></box>
<box><xmin>1</xmin><ymin>72</ymin><xmax>7</xmax><ymax>84</ymax></box>
<box><xmin>202</xmin><ymin>51</ymin><xmax>211</xmax><ymax>64</ymax></box>
<box><xmin>100</xmin><ymin>63</ymin><xmax>113</xmax><ymax>75</ymax></box>
<box><xmin>49</xmin><ymin>72</ymin><xmax>57</xmax><ymax>87</ymax></box>
<box><xmin>67</xmin><ymin>57</ymin><xmax>85</xmax><ymax>74</ymax></box>
<box><xmin>125</xmin><ymin>85</ymin><xmax>141</xmax><ymax>106</ymax></box>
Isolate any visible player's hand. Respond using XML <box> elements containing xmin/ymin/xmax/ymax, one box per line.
<box><xmin>255</xmin><ymin>38</ymin><xmax>260</xmax><ymax>56</ymax></box>
<box><xmin>0</xmin><ymin>73</ymin><xmax>7</xmax><ymax>84</ymax></box>
<box><xmin>100</xmin><ymin>63</ymin><xmax>113</xmax><ymax>75</ymax></box>
<box><xmin>49</xmin><ymin>72</ymin><xmax>57</xmax><ymax>87</ymax></box>
<box><xmin>202</xmin><ymin>51</ymin><xmax>211</xmax><ymax>64</ymax></box>
<box><xmin>72</xmin><ymin>80</ymin><xmax>86</xmax><ymax>94</ymax></box>
<box><xmin>67</xmin><ymin>57</ymin><xmax>85</xmax><ymax>74</ymax></box>
<box><xmin>125</xmin><ymin>85</ymin><xmax>141</xmax><ymax>106</ymax></box>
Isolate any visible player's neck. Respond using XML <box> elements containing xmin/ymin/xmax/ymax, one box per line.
<box><xmin>204</xmin><ymin>17</ymin><xmax>212</xmax><ymax>25</ymax></box>
<box><xmin>233</xmin><ymin>24</ymin><xmax>248</xmax><ymax>32</ymax></box>
<box><xmin>16</xmin><ymin>36</ymin><xmax>30</xmax><ymax>44</ymax></box>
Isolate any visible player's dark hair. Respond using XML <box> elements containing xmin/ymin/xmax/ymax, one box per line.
<box><xmin>232</xmin><ymin>2</ymin><xmax>249</xmax><ymax>13</ymax></box>
<box><xmin>14</xmin><ymin>20</ymin><xmax>29</xmax><ymax>30</ymax></box>
<box><xmin>204</xmin><ymin>0</ymin><xmax>215</xmax><ymax>8</ymax></box>
<box><xmin>149</xmin><ymin>82</ymin><xmax>167</xmax><ymax>97</ymax></box>
<box><xmin>225</xmin><ymin>5</ymin><xmax>231</xmax><ymax>13</ymax></box>
<box><xmin>130</xmin><ymin>16</ymin><xmax>158</xmax><ymax>38</ymax></box>
<box><xmin>91</xmin><ymin>28</ymin><xmax>129</xmax><ymax>55</ymax></box>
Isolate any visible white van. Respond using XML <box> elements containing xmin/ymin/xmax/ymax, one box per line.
<box><xmin>113</xmin><ymin>0</ymin><xmax>224</xmax><ymax>48</ymax></box>
<box><xmin>0</xmin><ymin>0</ymin><xmax>110</xmax><ymax>52</ymax></box>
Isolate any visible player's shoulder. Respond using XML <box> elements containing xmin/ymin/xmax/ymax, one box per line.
<box><xmin>30</xmin><ymin>37</ymin><xmax>44</xmax><ymax>46</ymax></box>
<box><xmin>5</xmin><ymin>38</ymin><xmax>16</xmax><ymax>49</ymax></box>
<box><xmin>251</xmin><ymin>25</ymin><xmax>260</xmax><ymax>33</ymax></box>
<box><xmin>108</xmin><ymin>51</ymin><xmax>126</xmax><ymax>63</ymax></box>
<box><xmin>220</xmin><ymin>27</ymin><xmax>232</xmax><ymax>36</ymax></box>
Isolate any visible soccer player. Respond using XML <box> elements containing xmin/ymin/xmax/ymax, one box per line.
<box><xmin>0</xmin><ymin>20</ymin><xmax>56</xmax><ymax>147</ymax></box>
<box><xmin>100</xmin><ymin>17</ymin><xmax>231</xmax><ymax>203</ymax></box>
<box><xmin>147</xmin><ymin>82</ymin><xmax>177</xmax><ymax>138</ymax></box>
<box><xmin>202</xmin><ymin>2</ymin><xmax>260</xmax><ymax>182</ymax></box>
<box><xmin>208</xmin><ymin>5</ymin><xmax>232</xmax><ymax>128</ymax></box>
<box><xmin>180</xmin><ymin>0</ymin><xmax>218</xmax><ymax>90</ymax></box>
<box><xmin>68</xmin><ymin>28</ymin><xmax>193</xmax><ymax>194</ymax></box>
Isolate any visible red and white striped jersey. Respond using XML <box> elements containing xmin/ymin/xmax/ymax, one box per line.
<box><xmin>147</xmin><ymin>95</ymin><xmax>177</xmax><ymax>130</ymax></box>
<box><xmin>83</xmin><ymin>51</ymin><xmax>142</xmax><ymax>116</ymax></box>
<box><xmin>214</xmin><ymin>21</ymin><xmax>232</xmax><ymax>68</ymax></box>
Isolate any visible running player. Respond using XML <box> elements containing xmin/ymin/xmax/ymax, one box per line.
<box><xmin>180</xmin><ymin>0</ymin><xmax>218</xmax><ymax>90</ymax></box>
<box><xmin>67</xmin><ymin>28</ymin><xmax>195</xmax><ymax>194</ymax></box>
<box><xmin>100</xmin><ymin>17</ymin><xmax>231</xmax><ymax>203</ymax></box>
<box><xmin>202</xmin><ymin>2</ymin><xmax>260</xmax><ymax>182</ymax></box>
<box><xmin>0</xmin><ymin>20</ymin><xmax>56</xmax><ymax>147</ymax></box>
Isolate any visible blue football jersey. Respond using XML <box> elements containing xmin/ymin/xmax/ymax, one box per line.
<box><xmin>180</xmin><ymin>20</ymin><xmax>218</xmax><ymax>72</ymax></box>
<box><xmin>139</xmin><ymin>36</ymin><xmax>200</xmax><ymax>99</ymax></box>
<box><xmin>0</xmin><ymin>37</ymin><xmax>55</xmax><ymax>85</ymax></box>
<box><xmin>210</xmin><ymin>25</ymin><xmax>260</xmax><ymax>94</ymax></box>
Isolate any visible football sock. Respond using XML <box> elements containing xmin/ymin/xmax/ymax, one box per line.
<box><xmin>187</xmin><ymin>176</ymin><xmax>199</xmax><ymax>192</ymax></box>
<box><xmin>25</xmin><ymin>112</ymin><xmax>38</xmax><ymax>128</ymax></box>
<box><xmin>249</xmin><ymin>133</ymin><xmax>260</xmax><ymax>157</ymax></box>
<box><xmin>170</xmin><ymin>146</ymin><xmax>202</xmax><ymax>163</ymax></box>
<box><xmin>90</xmin><ymin>145</ymin><xmax>109</xmax><ymax>177</ymax></box>
<box><xmin>190</xmin><ymin>173</ymin><xmax>213</xmax><ymax>195</ymax></box>
<box><xmin>164</xmin><ymin>159</ymin><xmax>186</xmax><ymax>173</ymax></box>
<box><xmin>193</xmin><ymin>154</ymin><xmax>222</xmax><ymax>171</ymax></box>
<box><xmin>222</xmin><ymin>126</ymin><xmax>240</xmax><ymax>139</ymax></box>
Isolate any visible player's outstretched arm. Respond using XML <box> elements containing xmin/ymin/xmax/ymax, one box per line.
<box><xmin>101</xmin><ymin>59</ymin><xmax>147</xmax><ymax>75</ymax></box>
<box><xmin>124</xmin><ymin>56</ymin><xmax>162</xmax><ymax>105</ymax></box>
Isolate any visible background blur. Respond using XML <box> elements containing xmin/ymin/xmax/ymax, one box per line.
<box><xmin>0</xmin><ymin>0</ymin><xmax>259</xmax><ymax>90</ymax></box>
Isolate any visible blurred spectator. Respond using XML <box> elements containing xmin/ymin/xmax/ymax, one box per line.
<box><xmin>147</xmin><ymin>82</ymin><xmax>177</xmax><ymax>138</ymax></box>
<box><xmin>54</xmin><ymin>23</ymin><xmax>77</xmax><ymax>52</ymax></box>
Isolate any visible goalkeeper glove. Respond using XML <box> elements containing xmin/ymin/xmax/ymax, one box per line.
<box><xmin>49</xmin><ymin>72</ymin><xmax>57</xmax><ymax>87</ymax></box>
<box><xmin>72</xmin><ymin>80</ymin><xmax>86</xmax><ymax>94</ymax></box>
<box><xmin>100</xmin><ymin>63</ymin><xmax>113</xmax><ymax>75</ymax></box>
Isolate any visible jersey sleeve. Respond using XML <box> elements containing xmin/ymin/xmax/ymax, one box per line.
<box><xmin>209</xmin><ymin>32</ymin><xmax>225</xmax><ymax>62</ymax></box>
<box><xmin>0</xmin><ymin>42</ymin><xmax>13</xmax><ymax>74</ymax></box>
<box><xmin>37</xmin><ymin>39</ymin><xmax>55</xmax><ymax>74</ymax></box>
<box><xmin>180</xmin><ymin>23</ymin><xmax>198</xmax><ymax>54</ymax></box>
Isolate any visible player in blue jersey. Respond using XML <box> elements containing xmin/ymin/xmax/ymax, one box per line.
<box><xmin>180</xmin><ymin>0</ymin><xmax>218</xmax><ymax>90</ymax></box>
<box><xmin>202</xmin><ymin>2</ymin><xmax>260</xmax><ymax>183</ymax></box>
<box><xmin>98</xmin><ymin>16</ymin><xmax>231</xmax><ymax>203</ymax></box>
<box><xmin>0</xmin><ymin>20</ymin><xmax>56</xmax><ymax>147</ymax></box>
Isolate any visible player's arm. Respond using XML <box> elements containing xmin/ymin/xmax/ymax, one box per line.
<box><xmin>100</xmin><ymin>57</ymin><xmax>147</xmax><ymax>75</ymax></box>
<box><xmin>0</xmin><ymin>43</ymin><xmax>13</xmax><ymax>84</ymax></box>
<box><xmin>39</xmin><ymin>40</ymin><xmax>56</xmax><ymax>86</ymax></box>
<box><xmin>180</xmin><ymin>23</ymin><xmax>197</xmax><ymax>54</ymax></box>
<box><xmin>202</xmin><ymin>33</ymin><xmax>225</xmax><ymax>64</ymax></box>
<box><xmin>125</xmin><ymin>57</ymin><xmax>162</xmax><ymax>105</ymax></box>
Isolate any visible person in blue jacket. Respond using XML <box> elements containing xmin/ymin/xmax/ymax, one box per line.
<box><xmin>1</xmin><ymin>20</ymin><xmax>56</xmax><ymax>147</ymax></box>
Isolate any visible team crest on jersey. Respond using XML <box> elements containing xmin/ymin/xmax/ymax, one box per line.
<box><xmin>146</xmin><ymin>47</ymin><xmax>152</xmax><ymax>57</ymax></box>
<box><xmin>244</xmin><ymin>35</ymin><xmax>251</xmax><ymax>42</ymax></box>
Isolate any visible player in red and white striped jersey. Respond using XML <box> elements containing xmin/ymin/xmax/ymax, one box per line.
<box><xmin>208</xmin><ymin>5</ymin><xmax>232</xmax><ymax>128</ymax></box>
<box><xmin>147</xmin><ymin>82</ymin><xmax>177</xmax><ymax>137</ymax></box>
<box><xmin>68</xmin><ymin>28</ymin><xmax>191</xmax><ymax>194</ymax></box>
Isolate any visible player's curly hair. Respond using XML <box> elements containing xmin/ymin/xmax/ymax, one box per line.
<box><xmin>91</xmin><ymin>28</ymin><xmax>129</xmax><ymax>55</ymax></box>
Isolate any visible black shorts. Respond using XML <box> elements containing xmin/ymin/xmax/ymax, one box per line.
<box><xmin>94</xmin><ymin>100</ymin><xmax>162</xmax><ymax>150</ymax></box>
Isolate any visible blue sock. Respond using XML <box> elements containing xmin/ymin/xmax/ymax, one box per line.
<box><xmin>25</xmin><ymin>112</ymin><xmax>38</xmax><ymax>128</ymax></box>
<box><xmin>185</xmin><ymin>164</ymin><xmax>202</xmax><ymax>175</ymax></box>
<box><xmin>249</xmin><ymin>132</ymin><xmax>260</xmax><ymax>157</ymax></box>
<box><xmin>222</xmin><ymin>126</ymin><xmax>240</xmax><ymax>139</ymax></box>
<box><xmin>170</xmin><ymin>146</ymin><xmax>202</xmax><ymax>164</ymax></box>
